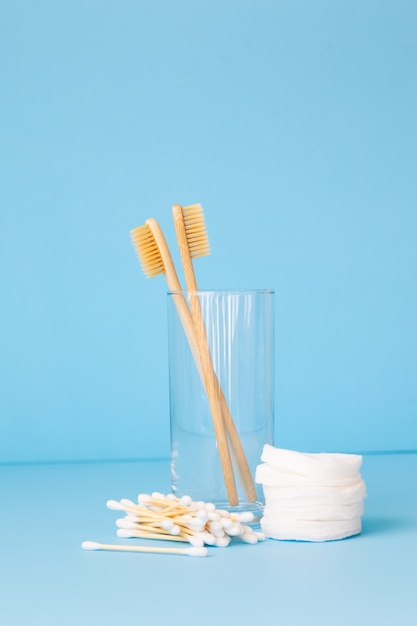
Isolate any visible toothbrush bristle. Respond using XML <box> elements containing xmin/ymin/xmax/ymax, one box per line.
<box><xmin>182</xmin><ymin>204</ymin><xmax>211</xmax><ymax>259</ymax></box>
<box><xmin>130</xmin><ymin>223</ymin><xmax>165</xmax><ymax>278</ymax></box>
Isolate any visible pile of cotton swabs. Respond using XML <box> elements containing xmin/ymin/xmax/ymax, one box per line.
<box><xmin>82</xmin><ymin>492</ymin><xmax>265</xmax><ymax>558</ymax></box>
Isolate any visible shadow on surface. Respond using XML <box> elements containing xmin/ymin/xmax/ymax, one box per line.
<box><xmin>362</xmin><ymin>516</ymin><xmax>417</xmax><ymax>536</ymax></box>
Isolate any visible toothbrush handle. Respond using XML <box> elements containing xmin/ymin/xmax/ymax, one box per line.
<box><xmin>172</xmin><ymin>208</ymin><xmax>257</xmax><ymax>504</ymax></box>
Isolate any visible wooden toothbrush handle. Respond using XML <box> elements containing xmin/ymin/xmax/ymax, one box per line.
<box><xmin>191</xmin><ymin>304</ymin><xmax>239</xmax><ymax>505</ymax></box>
<box><xmin>188</xmin><ymin>292</ymin><xmax>257</xmax><ymax>503</ymax></box>
<box><xmin>172</xmin><ymin>208</ymin><xmax>258</xmax><ymax>505</ymax></box>
<box><xmin>218</xmin><ymin>391</ymin><xmax>257</xmax><ymax>502</ymax></box>
<box><xmin>146</xmin><ymin>219</ymin><xmax>203</xmax><ymax>370</ymax></box>
<box><xmin>170</xmin><ymin>288</ymin><xmax>239</xmax><ymax>505</ymax></box>
<box><xmin>147</xmin><ymin>218</ymin><xmax>238</xmax><ymax>505</ymax></box>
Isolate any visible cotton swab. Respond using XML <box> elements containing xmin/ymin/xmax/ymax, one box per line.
<box><xmin>104</xmin><ymin>492</ymin><xmax>261</xmax><ymax>549</ymax></box>
<box><xmin>81</xmin><ymin>541</ymin><xmax>208</xmax><ymax>557</ymax></box>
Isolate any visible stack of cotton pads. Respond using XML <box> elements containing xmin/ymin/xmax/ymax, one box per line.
<box><xmin>256</xmin><ymin>445</ymin><xmax>367</xmax><ymax>542</ymax></box>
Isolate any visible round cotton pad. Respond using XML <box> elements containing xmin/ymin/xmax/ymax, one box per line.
<box><xmin>261</xmin><ymin>445</ymin><xmax>363</xmax><ymax>479</ymax></box>
<box><xmin>255</xmin><ymin>463</ymin><xmax>363</xmax><ymax>487</ymax></box>
<box><xmin>257</xmin><ymin>445</ymin><xmax>367</xmax><ymax>542</ymax></box>
<box><xmin>262</xmin><ymin>500</ymin><xmax>364</xmax><ymax>521</ymax></box>
<box><xmin>262</xmin><ymin>480</ymin><xmax>367</xmax><ymax>504</ymax></box>
<box><xmin>261</xmin><ymin>517</ymin><xmax>362</xmax><ymax>542</ymax></box>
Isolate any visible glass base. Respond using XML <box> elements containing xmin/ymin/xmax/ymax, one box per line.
<box><xmin>213</xmin><ymin>500</ymin><xmax>264</xmax><ymax>524</ymax></box>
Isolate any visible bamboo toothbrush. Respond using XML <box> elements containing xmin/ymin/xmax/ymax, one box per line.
<box><xmin>130</xmin><ymin>219</ymin><xmax>238</xmax><ymax>505</ymax></box>
<box><xmin>172</xmin><ymin>204</ymin><xmax>257</xmax><ymax>503</ymax></box>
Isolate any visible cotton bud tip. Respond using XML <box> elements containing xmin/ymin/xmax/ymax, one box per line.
<box><xmin>106</xmin><ymin>500</ymin><xmax>124</xmax><ymax>510</ymax></box>
<box><xmin>197</xmin><ymin>509</ymin><xmax>209</xmax><ymax>522</ymax></box>
<box><xmin>189</xmin><ymin>535</ymin><xmax>205</xmax><ymax>547</ymax></box>
<box><xmin>214</xmin><ymin>536</ymin><xmax>232</xmax><ymax>548</ymax></box>
<box><xmin>116</xmin><ymin>519</ymin><xmax>137</xmax><ymax>529</ymax></box>
<box><xmin>116</xmin><ymin>529</ymin><xmax>134</xmax><ymax>538</ymax></box>
<box><xmin>187</xmin><ymin>518</ymin><xmax>206</xmax><ymax>531</ymax></box>
<box><xmin>184</xmin><ymin>547</ymin><xmax>209</xmax><ymax>557</ymax></box>
<box><xmin>199</xmin><ymin>531</ymin><xmax>217</xmax><ymax>545</ymax></box>
<box><xmin>238</xmin><ymin>512</ymin><xmax>255</xmax><ymax>523</ymax></box>
<box><xmin>226</xmin><ymin>524</ymin><xmax>242</xmax><ymax>537</ymax></box>
<box><xmin>189</xmin><ymin>501</ymin><xmax>206</xmax><ymax>511</ymax></box>
<box><xmin>151</xmin><ymin>492</ymin><xmax>166</xmax><ymax>500</ymax></box>
<box><xmin>81</xmin><ymin>541</ymin><xmax>100</xmax><ymax>551</ymax></box>
<box><xmin>240</xmin><ymin>532</ymin><xmax>259</xmax><ymax>544</ymax></box>
<box><xmin>120</xmin><ymin>498</ymin><xmax>135</xmax><ymax>507</ymax></box>
<box><xmin>255</xmin><ymin>532</ymin><xmax>266</xmax><ymax>541</ymax></box>
<box><xmin>208</xmin><ymin>521</ymin><xmax>223</xmax><ymax>533</ymax></box>
<box><xmin>161</xmin><ymin>519</ymin><xmax>174</xmax><ymax>531</ymax></box>
<box><xmin>221</xmin><ymin>517</ymin><xmax>233</xmax><ymax>530</ymax></box>
<box><xmin>138</xmin><ymin>493</ymin><xmax>152</xmax><ymax>504</ymax></box>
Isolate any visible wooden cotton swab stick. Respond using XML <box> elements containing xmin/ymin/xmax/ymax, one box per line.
<box><xmin>81</xmin><ymin>541</ymin><xmax>208</xmax><ymax>557</ymax></box>
<box><xmin>130</xmin><ymin>219</ymin><xmax>238</xmax><ymax>505</ymax></box>
<box><xmin>107</xmin><ymin>500</ymin><xmax>170</xmax><ymax>519</ymax></box>
<box><xmin>141</xmin><ymin>495</ymin><xmax>189</xmax><ymax>517</ymax></box>
<box><xmin>117</xmin><ymin>525</ymin><xmax>204</xmax><ymax>546</ymax></box>
<box><xmin>107</xmin><ymin>498</ymin><xmax>188</xmax><ymax>518</ymax></box>
<box><xmin>172</xmin><ymin>204</ymin><xmax>257</xmax><ymax>503</ymax></box>
<box><xmin>116</xmin><ymin>529</ymin><xmax>190</xmax><ymax>542</ymax></box>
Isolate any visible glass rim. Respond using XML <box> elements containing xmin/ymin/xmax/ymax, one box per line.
<box><xmin>167</xmin><ymin>288</ymin><xmax>275</xmax><ymax>296</ymax></box>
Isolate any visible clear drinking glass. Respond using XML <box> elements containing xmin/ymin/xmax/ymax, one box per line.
<box><xmin>167</xmin><ymin>289</ymin><xmax>274</xmax><ymax>517</ymax></box>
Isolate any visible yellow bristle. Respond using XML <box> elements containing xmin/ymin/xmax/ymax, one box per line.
<box><xmin>181</xmin><ymin>204</ymin><xmax>211</xmax><ymax>259</ymax></box>
<box><xmin>130</xmin><ymin>223</ymin><xmax>165</xmax><ymax>278</ymax></box>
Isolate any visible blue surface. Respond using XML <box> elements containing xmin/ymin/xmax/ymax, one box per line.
<box><xmin>0</xmin><ymin>452</ymin><xmax>416</xmax><ymax>625</ymax></box>
<box><xmin>1</xmin><ymin>1</ymin><xmax>417</xmax><ymax>462</ymax></box>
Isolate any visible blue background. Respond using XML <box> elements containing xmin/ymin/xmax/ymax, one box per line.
<box><xmin>1</xmin><ymin>0</ymin><xmax>416</xmax><ymax>463</ymax></box>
